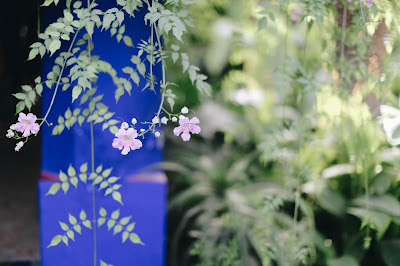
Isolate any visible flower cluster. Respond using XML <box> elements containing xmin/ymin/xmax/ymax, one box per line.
<box><xmin>111</xmin><ymin>106</ymin><xmax>201</xmax><ymax>154</ymax></box>
<box><xmin>6</xmin><ymin>112</ymin><xmax>41</xmax><ymax>152</ymax></box>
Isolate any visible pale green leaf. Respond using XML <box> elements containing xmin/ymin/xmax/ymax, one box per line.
<box><xmin>47</xmin><ymin>235</ymin><xmax>62</xmax><ymax>248</ymax></box>
<box><xmin>46</xmin><ymin>183</ymin><xmax>61</xmax><ymax>196</ymax></box>
<box><xmin>112</xmin><ymin>191</ymin><xmax>123</xmax><ymax>205</ymax></box>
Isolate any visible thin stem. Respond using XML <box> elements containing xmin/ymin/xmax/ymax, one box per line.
<box><xmin>40</xmin><ymin>28</ymin><xmax>81</xmax><ymax>127</ymax></box>
<box><xmin>339</xmin><ymin>2</ymin><xmax>347</xmax><ymax>88</ymax></box>
<box><xmin>87</xmin><ymin>1</ymin><xmax>96</xmax><ymax>265</ymax></box>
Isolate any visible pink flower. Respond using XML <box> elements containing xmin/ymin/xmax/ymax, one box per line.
<box><xmin>112</xmin><ymin>127</ymin><xmax>142</xmax><ymax>155</ymax></box>
<box><xmin>15</xmin><ymin>113</ymin><xmax>40</xmax><ymax>137</ymax></box>
<box><xmin>290</xmin><ymin>8</ymin><xmax>302</xmax><ymax>22</ymax></box>
<box><xmin>173</xmin><ymin>116</ymin><xmax>201</xmax><ymax>141</ymax></box>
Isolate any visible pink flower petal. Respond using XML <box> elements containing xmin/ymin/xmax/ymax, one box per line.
<box><xmin>190</xmin><ymin>117</ymin><xmax>200</xmax><ymax>124</ymax></box>
<box><xmin>174</xmin><ymin>126</ymin><xmax>183</xmax><ymax>136</ymax></box>
<box><xmin>181</xmin><ymin>132</ymin><xmax>191</xmax><ymax>141</ymax></box>
<box><xmin>192</xmin><ymin>125</ymin><xmax>201</xmax><ymax>134</ymax></box>
<box><xmin>179</xmin><ymin>117</ymin><xmax>190</xmax><ymax>126</ymax></box>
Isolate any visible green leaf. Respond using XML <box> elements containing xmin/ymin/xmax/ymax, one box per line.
<box><xmin>80</xmin><ymin>210</ymin><xmax>87</xmax><ymax>220</ymax></box>
<box><xmin>80</xmin><ymin>163</ymin><xmax>88</xmax><ymax>173</ymax></box>
<box><xmin>97</xmin><ymin>217</ymin><xmax>106</xmax><ymax>227</ymax></box>
<box><xmin>120</xmin><ymin>216</ymin><xmax>131</xmax><ymax>225</ymax></box>
<box><xmin>89</xmin><ymin>173</ymin><xmax>97</xmax><ymax>180</ymax></box>
<box><xmin>73</xmin><ymin>224</ymin><xmax>82</xmax><ymax>234</ymax></box>
<box><xmin>59</xmin><ymin>222</ymin><xmax>69</xmax><ymax>231</ymax></box>
<box><xmin>102</xmin><ymin>168</ymin><xmax>113</xmax><ymax>178</ymax></box>
<box><xmin>59</xmin><ymin>171</ymin><xmax>68</xmax><ymax>182</ymax></box>
<box><xmin>62</xmin><ymin>182</ymin><xmax>70</xmax><ymax>194</ymax></box>
<box><xmin>49</xmin><ymin>39</ymin><xmax>61</xmax><ymax>56</ymax></box>
<box><xmin>70</xmin><ymin>177</ymin><xmax>78</xmax><ymax>188</ymax></box>
<box><xmin>65</xmin><ymin>108</ymin><xmax>72</xmax><ymax>120</ymax></box>
<box><xmin>94</xmin><ymin>176</ymin><xmax>103</xmax><ymax>185</ymax></box>
<box><xmin>103</xmin><ymin>13</ymin><xmax>116</xmax><ymax>30</ymax></box>
<box><xmin>111</xmin><ymin>209</ymin><xmax>120</xmax><ymax>220</ymax></box>
<box><xmin>69</xmin><ymin>214</ymin><xmax>77</xmax><ymax>225</ymax></box>
<box><xmin>24</xmin><ymin>98</ymin><xmax>32</xmax><ymax>111</ymax></box>
<box><xmin>352</xmin><ymin>194</ymin><xmax>400</xmax><ymax>216</ymax></box>
<box><xmin>99</xmin><ymin>207</ymin><xmax>107</xmax><ymax>217</ymax></box>
<box><xmin>123</xmin><ymin>36</ymin><xmax>133</xmax><ymax>47</ymax></box>
<box><xmin>16</xmin><ymin>101</ymin><xmax>25</xmax><ymax>114</ymax></box>
<box><xmin>126</xmin><ymin>222</ymin><xmax>135</xmax><ymax>232</ymax></box>
<box><xmin>258</xmin><ymin>17</ymin><xmax>268</xmax><ymax>30</ymax></box>
<box><xmin>112</xmin><ymin>191</ymin><xmax>123</xmax><ymax>205</ymax></box>
<box><xmin>107</xmin><ymin>219</ymin><xmax>116</xmax><ymax>230</ymax></box>
<box><xmin>83</xmin><ymin>220</ymin><xmax>92</xmax><ymax>229</ymax></box>
<box><xmin>131</xmin><ymin>72</ymin><xmax>140</xmax><ymax>86</ymax></box>
<box><xmin>113</xmin><ymin>224</ymin><xmax>123</xmax><ymax>235</ymax></box>
<box><xmin>67</xmin><ymin>230</ymin><xmax>75</xmax><ymax>241</ymax></box>
<box><xmin>62</xmin><ymin>235</ymin><xmax>68</xmax><ymax>246</ymax></box>
<box><xmin>47</xmin><ymin>235</ymin><xmax>62</xmax><ymax>247</ymax></box>
<box><xmin>21</xmin><ymin>85</ymin><xmax>32</xmax><ymax>92</ymax></box>
<box><xmin>129</xmin><ymin>233</ymin><xmax>144</xmax><ymax>245</ymax></box>
<box><xmin>78</xmin><ymin>116</ymin><xmax>85</xmax><ymax>126</ymax></box>
<box><xmin>13</xmin><ymin>93</ymin><xmax>27</xmax><ymax>100</ymax></box>
<box><xmin>108</xmin><ymin>177</ymin><xmax>119</xmax><ymax>183</ymax></box>
<box><xmin>137</xmin><ymin>63</ymin><xmax>145</xmax><ymax>77</ymax></box>
<box><xmin>99</xmin><ymin>181</ymin><xmax>109</xmax><ymax>190</ymax></box>
<box><xmin>105</xmin><ymin>188</ymin><xmax>113</xmax><ymax>196</ymax></box>
<box><xmin>122</xmin><ymin>66</ymin><xmax>134</xmax><ymax>74</ymax></box>
<box><xmin>109</xmin><ymin>126</ymin><xmax>119</xmax><ymax>134</ymax></box>
<box><xmin>96</xmin><ymin>165</ymin><xmax>103</xmax><ymax>173</ymax></box>
<box><xmin>79</xmin><ymin>173</ymin><xmax>87</xmax><ymax>183</ymax></box>
<box><xmin>46</xmin><ymin>183</ymin><xmax>61</xmax><ymax>195</ymax></box>
<box><xmin>35</xmin><ymin>84</ymin><xmax>43</xmax><ymax>96</ymax></box>
<box><xmin>72</xmin><ymin>86</ymin><xmax>82</xmax><ymax>102</ymax></box>
<box><xmin>67</xmin><ymin>164</ymin><xmax>76</xmax><ymax>176</ymax></box>
<box><xmin>122</xmin><ymin>231</ymin><xmax>129</xmax><ymax>243</ymax></box>
<box><xmin>58</xmin><ymin>116</ymin><xmax>64</xmax><ymax>124</ymax></box>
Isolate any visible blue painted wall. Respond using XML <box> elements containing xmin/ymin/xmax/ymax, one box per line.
<box><xmin>38</xmin><ymin>1</ymin><xmax>166</xmax><ymax>265</ymax></box>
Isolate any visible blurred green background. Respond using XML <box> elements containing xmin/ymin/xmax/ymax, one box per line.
<box><xmin>162</xmin><ymin>0</ymin><xmax>400</xmax><ymax>265</ymax></box>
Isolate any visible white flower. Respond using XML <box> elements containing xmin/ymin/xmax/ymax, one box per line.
<box><xmin>380</xmin><ymin>73</ymin><xmax>386</xmax><ymax>83</ymax></box>
<box><xmin>131</xmin><ymin>118</ymin><xmax>137</xmax><ymax>125</ymax></box>
<box><xmin>179</xmin><ymin>115</ymin><xmax>185</xmax><ymax>120</ymax></box>
<box><xmin>6</xmin><ymin>129</ymin><xmax>14</xmax><ymax>138</ymax></box>
<box><xmin>121</xmin><ymin>122</ymin><xmax>129</xmax><ymax>129</ymax></box>
<box><xmin>161</xmin><ymin>117</ymin><xmax>168</xmax><ymax>124</ymax></box>
<box><xmin>155</xmin><ymin>131</ymin><xmax>160</xmax><ymax>138</ymax></box>
<box><xmin>15</xmin><ymin>141</ymin><xmax>24</xmax><ymax>152</ymax></box>
<box><xmin>181</xmin><ymin>106</ymin><xmax>189</xmax><ymax>114</ymax></box>
<box><xmin>152</xmin><ymin>116</ymin><xmax>159</xmax><ymax>124</ymax></box>
<box><xmin>172</xmin><ymin>117</ymin><xmax>178</xmax><ymax>122</ymax></box>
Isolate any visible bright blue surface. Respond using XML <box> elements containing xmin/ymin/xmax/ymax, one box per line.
<box><xmin>38</xmin><ymin>180</ymin><xmax>167</xmax><ymax>266</ymax></box>
<box><xmin>39</xmin><ymin>1</ymin><xmax>167</xmax><ymax>266</ymax></box>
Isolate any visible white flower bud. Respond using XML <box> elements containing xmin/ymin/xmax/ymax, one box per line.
<box><xmin>179</xmin><ymin>115</ymin><xmax>185</xmax><ymax>120</ymax></box>
<box><xmin>155</xmin><ymin>131</ymin><xmax>160</xmax><ymax>138</ymax></box>
<box><xmin>131</xmin><ymin>118</ymin><xmax>137</xmax><ymax>125</ymax></box>
<box><xmin>121</xmin><ymin>122</ymin><xmax>129</xmax><ymax>129</ymax></box>
<box><xmin>181</xmin><ymin>106</ymin><xmax>189</xmax><ymax>114</ymax></box>
<box><xmin>14</xmin><ymin>141</ymin><xmax>24</xmax><ymax>152</ymax></box>
<box><xmin>10</xmin><ymin>124</ymin><xmax>16</xmax><ymax>130</ymax></box>
<box><xmin>152</xmin><ymin>116</ymin><xmax>159</xmax><ymax>124</ymax></box>
<box><xmin>140</xmin><ymin>128</ymin><xmax>145</xmax><ymax>132</ymax></box>
<box><xmin>172</xmin><ymin>117</ymin><xmax>178</xmax><ymax>122</ymax></box>
<box><xmin>161</xmin><ymin>117</ymin><xmax>168</xmax><ymax>124</ymax></box>
<box><xmin>6</xmin><ymin>129</ymin><xmax>14</xmax><ymax>138</ymax></box>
